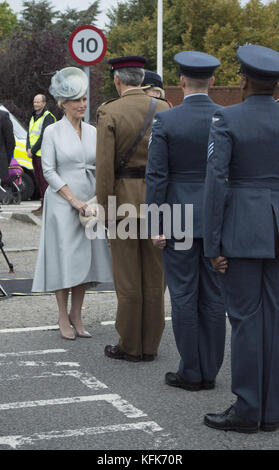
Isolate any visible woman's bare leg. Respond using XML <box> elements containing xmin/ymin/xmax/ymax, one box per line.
<box><xmin>55</xmin><ymin>288</ymin><xmax>75</xmax><ymax>339</ymax></box>
<box><xmin>69</xmin><ymin>284</ymin><xmax>91</xmax><ymax>336</ymax></box>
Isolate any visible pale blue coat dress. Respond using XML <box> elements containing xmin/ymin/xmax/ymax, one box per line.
<box><xmin>32</xmin><ymin>115</ymin><xmax>112</xmax><ymax>292</ymax></box>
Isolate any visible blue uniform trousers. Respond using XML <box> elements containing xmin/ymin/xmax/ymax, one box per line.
<box><xmin>219</xmin><ymin>258</ymin><xmax>279</xmax><ymax>423</ymax></box>
<box><xmin>163</xmin><ymin>238</ymin><xmax>226</xmax><ymax>383</ymax></box>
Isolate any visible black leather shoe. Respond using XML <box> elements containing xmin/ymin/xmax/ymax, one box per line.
<box><xmin>204</xmin><ymin>406</ymin><xmax>259</xmax><ymax>433</ymax></box>
<box><xmin>260</xmin><ymin>422</ymin><xmax>279</xmax><ymax>432</ymax></box>
<box><xmin>142</xmin><ymin>354</ymin><xmax>157</xmax><ymax>362</ymax></box>
<box><xmin>202</xmin><ymin>380</ymin><xmax>215</xmax><ymax>390</ymax></box>
<box><xmin>165</xmin><ymin>372</ymin><xmax>201</xmax><ymax>391</ymax></box>
<box><xmin>104</xmin><ymin>345</ymin><xmax>141</xmax><ymax>362</ymax></box>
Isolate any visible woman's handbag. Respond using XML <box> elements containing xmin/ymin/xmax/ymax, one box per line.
<box><xmin>79</xmin><ymin>195</ymin><xmax>99</xmax><ymax>227</ymax></box>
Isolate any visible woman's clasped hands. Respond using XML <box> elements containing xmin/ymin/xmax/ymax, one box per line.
<box><xmin>69</xmin><ymin>196</ymin><xmax>88</xmax><ymax>215</ymax></box>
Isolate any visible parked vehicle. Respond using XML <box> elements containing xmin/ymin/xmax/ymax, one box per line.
<box><xmin>0</xmin><ymin>104</ymin><xmax>38</xmax><ymax>200</ymax></box>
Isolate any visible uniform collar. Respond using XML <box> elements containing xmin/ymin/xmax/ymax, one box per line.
<box><xmin>244</xmin><ymin>94</ymin><xmax>276</xmax><ymax>104</ymax></box>
<box><xmin>184</xmin><ymin>93</ymin><xmax>208</xmax><ymax>100</ymax></box>
<box><xmin>121</xmin><ymin>88</ymin><xmax>146</xmax><ymax>97</ymax></box>
<box><xmin>182</xmin><ymin>94</ymin><xmax>212</xmax><ymax>104</ymax></box>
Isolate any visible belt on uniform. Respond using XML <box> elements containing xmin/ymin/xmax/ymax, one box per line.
<box><xmin>115</xmin><ymin>166</ymin><xmax>146</xmax><ymax>179</ymax></box>
<box><xmin>169</xmin><ymin>172</ymin><xmax>205</xmax><ymax>183</ymax></box>
<box><xmin>229</xmin><ymin>178</ymin><xmax>279</xmax><ymax>190</ymax></box>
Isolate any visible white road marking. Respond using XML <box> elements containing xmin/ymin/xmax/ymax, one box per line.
<box><xmin>0</xmin><ymin>349</ymin><xmax>66</xmax><ymax>358</ymax></box>
<box><xmin>0</xmin><ymin>421</ymin><xmax>163</xmax><ymax>450</ymax></box>
<box><xmin>0</xmin><ymin>361</ymin><xmax>80</xmax><ymax>368</ymax></box>
<box><xmin>0</xmin><ymin>326</ymin><xmax>59</xmax><ymax>333</ymax></box>
<box><xmin>0</xmin><ymin>394</ymin><xmax>147</xmax><ymax>418</ymax></box>
<box><xmin>0</xmin><ymin>317</ymin><xmax>172</xmax><ymax>333</ymax></box>
<box><xmin>4</xmin><ymin>370</ymin><xmax>108</xmax><ymax>390</ymax></box>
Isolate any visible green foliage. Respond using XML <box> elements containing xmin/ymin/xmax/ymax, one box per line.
<box><xmin>0</xmin><ymin>1</ymin><xmax>18</xmax><ymax>39</ymax></box>
<box><xmin>104</xmin><ymin>0</ymin><xmax>279</xmax><ymax>89</ymax></box>
<box><xmin>0</xmin><ymin>0</ymin><xmax>102</xmax><ymax>124</ymax></box>
<box><xmin>20</xmin><ymin>0</ymin><xmax>56</xmax><ymax>32</ymax></box>
<box><xmin>19</xmin><ymin>0</ymin><xmax>101</xmax><ymax>41</ymax></box>
<box><xmin>0</xmin><ymin>30</ymin><xmax>67</xmax><ymax>125</ymax></box>
<box><xmin>53</xmin><ymin>2</ymin><xmax>101</xmax><ymax>42</ymax></box>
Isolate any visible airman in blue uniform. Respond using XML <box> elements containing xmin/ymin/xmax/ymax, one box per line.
<box><xmin>146</xmin><ymin>51</ymin><xmax>226</xmax><ymax>391</ymax></box>
<box><xmin>203</xmin><ymin>44</ymin><xmax>279</xmax><ymax>433</ymax></box>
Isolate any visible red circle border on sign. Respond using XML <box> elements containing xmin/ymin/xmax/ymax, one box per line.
<box><xmin>68</xmin><ymin>25</ymin><xmax>107</xmax><ymax>66</ymax></box>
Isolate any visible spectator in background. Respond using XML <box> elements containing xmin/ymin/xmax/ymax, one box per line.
<box><xmin>26</xmin><ymin>94</ymin><xmax>56</xmax><ymax>215</ymax></box>
<box><xmin>142</xmin><ymin>70</ymin><xmax>173</xmax><ymax>107</ymax></box>
<box><xmin>0</xmin><ymin>109</ymin><xmax>15</xmax><ymax>182</ymax></box>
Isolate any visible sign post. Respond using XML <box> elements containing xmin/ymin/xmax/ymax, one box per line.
<box><xmin>68</xmin><ymin>25</ymin><xmax>107</xmax><ymax>122</ymax></box>
<box><xmin>157</xmin><ymin>0</ymin><xmax>163</xmax><ymax>79</ymax></box>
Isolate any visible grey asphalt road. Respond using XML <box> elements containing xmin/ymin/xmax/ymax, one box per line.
<box><xmin>0</xmin><ymin>207</ymin><xmax>278</xmax><ymax>451</ymax></box>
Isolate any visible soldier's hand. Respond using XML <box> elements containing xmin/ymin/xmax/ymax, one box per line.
<box><xmin>210</xmin><ymin>256</ymin><xmax>228</xmax><ymax>274</ymax></box>
<box><xmin>152</xmin><ymin>235</ymin><xmax>166</xmax><ymax>250</ymax></box>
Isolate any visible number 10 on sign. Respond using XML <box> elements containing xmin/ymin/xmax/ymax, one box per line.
<box><xmin>68</xmin><ymin>25</ymin><xmax>107</xmax><ymax>121</ymax></box>
<box><xmin>69</xmin><ymin>25</ymin><xmax>107</xmax><ymax>66</ymax></box>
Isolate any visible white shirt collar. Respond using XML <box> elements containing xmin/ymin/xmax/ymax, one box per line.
<box><xmin>184</xmin><ymin>93</ymin><xmax>208</xmax><ymax>100</ymax></box>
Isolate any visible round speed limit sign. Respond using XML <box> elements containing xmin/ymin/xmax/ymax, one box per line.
<box><xmin>68</xmin><ymin>25</ymin><xmax>107</xmax><ymax>66</ymax></box>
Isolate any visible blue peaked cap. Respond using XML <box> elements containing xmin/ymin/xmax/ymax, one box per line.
<box><xmin>174</xmin><ymin>51</ymin><xmax>220</xmax><ymax>78</ymax></box>
<box><xmin>237</xmin><ymin>44</ymin><xmax>279</xmax><ymax>82</ymax></box>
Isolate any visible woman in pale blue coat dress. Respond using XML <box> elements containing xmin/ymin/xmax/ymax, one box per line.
<box><xmin>32</xmin><ymin>67</ymin><xmax>112</xmax><ymax>340</ymax></box>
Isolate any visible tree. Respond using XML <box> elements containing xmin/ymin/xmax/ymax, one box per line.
<box><xmin>104</xmin><ymin>0</ymin><xmax>279</xmax><ymax>89</ymax></box>
<box><xmin>52</xmin><ymin>2</ymin><xmax>101</xmax><ymax>42</ymax></box>
<box><xmin>19</xmin><ymin>0</ymin><xmax>101</xmax><ymax>42</ymax></box>
<box><xmin>0</xmin><ymin>0</ymin><xmax>103</xmax><ymax>124</ymax></box>
<box><xmin>106</xmin><ymin>0</ymin><xmax>157</xmax><ymax>27</ymax></box>
<box><xmin>0</xmin><ymin>1</ymin><xmax>18</xmax><ymax>39</ymax></box>
<box><xmin>0</xmin><ymin>30</ymin><xmax>67</xmax><ymax>125</ymax></box>
<box><xmin>19</xmin><ymin>0</ymin><xmax>56</xmax><ymax>32</ymax></box>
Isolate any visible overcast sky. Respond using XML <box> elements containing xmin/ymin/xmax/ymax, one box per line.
<box><xmin>6</xmin><ymin>0</ymin><xmax>118</xmax><ymax>29</ymax></box>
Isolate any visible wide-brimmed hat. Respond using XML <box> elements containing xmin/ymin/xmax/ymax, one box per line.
<box><xmin>49</xmin><ymin>67</ymin><xmax>88</xmax><ymax>101</ymax></box>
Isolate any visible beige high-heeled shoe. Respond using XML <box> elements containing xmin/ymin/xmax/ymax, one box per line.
<box><xmin>58</xmin><ymin>322</ymin><xmax>76</xmax><ymax>340</ymax></box>
<box><xmin>69</xmin><ymin>316</ymin><xmax>92</xmax><ymax>338</ymax></box>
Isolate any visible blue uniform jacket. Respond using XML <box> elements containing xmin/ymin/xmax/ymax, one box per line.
<box><xmin>203</xmin><ymin>95</ymin><xmax>279</xmax><ymax>258</ymax></box>
<box><xmin>146</xmin><ymin>95</ymin><xmax>221</xmax><ymax>238</ymax></box>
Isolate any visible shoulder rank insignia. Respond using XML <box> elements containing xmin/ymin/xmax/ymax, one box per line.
<box><xmin>207</xmin><ymin>141</ymin><xmax>214</xmax><ymax>160</ymax></box>
<box><xmin>100</xmin><ymin>97</ymin><xmax>119</xmax><ymax>106</ymax></box>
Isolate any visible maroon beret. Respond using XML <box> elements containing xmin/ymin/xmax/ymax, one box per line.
<box><xmin>108</xmin><ymin>56</ymin><xmax>147</xmax><ymax>70</ymax></box>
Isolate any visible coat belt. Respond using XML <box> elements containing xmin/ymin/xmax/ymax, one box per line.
<box><xmin>169</xmin><ymin>172</ymin><xmax>205</xmax><ymax>183</ymax></box>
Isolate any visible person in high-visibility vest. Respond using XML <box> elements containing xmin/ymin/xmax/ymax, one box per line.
<box><xmin>26</xmin><ymin>94</ymin><xmax>56</xmax><ymax>215</ymax></box>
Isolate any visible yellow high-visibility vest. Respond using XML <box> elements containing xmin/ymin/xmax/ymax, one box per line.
<box><xmin>28</xmin><ymin>110</ymin><xmax>56</xmax><ymax>156</ymax></box>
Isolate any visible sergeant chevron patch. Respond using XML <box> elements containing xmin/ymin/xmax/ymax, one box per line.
<box><xmin>207</xmin><ymin>141</ymin><xmax>214</xmax><ymax>160</ymax></box>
